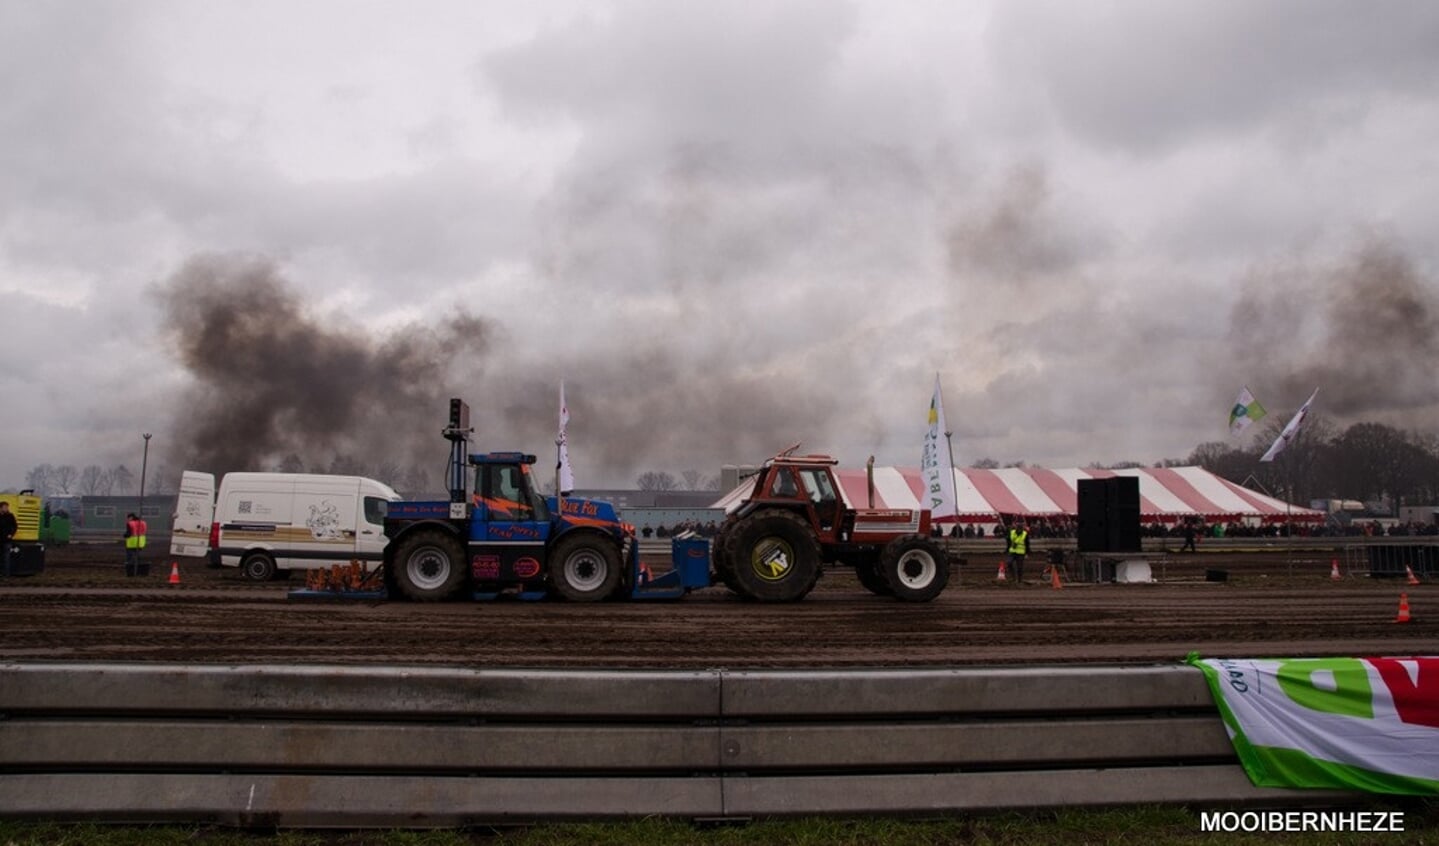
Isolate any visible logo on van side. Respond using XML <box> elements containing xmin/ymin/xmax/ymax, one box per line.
<box><xmin>307</xmin><ymin>500</ymin><xmax>342</xmax><ymax>540</ymax></box>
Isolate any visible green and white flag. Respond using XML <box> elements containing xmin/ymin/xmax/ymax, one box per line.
<box><xmin>1190</xmin><ymin>655</ymin><xmax>1439</xmax><ymax>794</ymax></box>
<box><xmin>1228</xmin><ymin>386</ymin><xmax>1267</xmax><ymax>435</ymax></box>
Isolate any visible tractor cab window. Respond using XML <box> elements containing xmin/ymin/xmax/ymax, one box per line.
<box><xmin>769</xmin><ymin>469</ymin><xmax>800</xmax><ymax>498</ymax></box>
<box><xmin>480</xmin><ymin>464</ymin><xmax>550</xmax><ymax>523</ymax></box>
<box><xmin>799</xmin><ymin>468</ymin><xmax>840</xmax><ymax>529</ymax></box>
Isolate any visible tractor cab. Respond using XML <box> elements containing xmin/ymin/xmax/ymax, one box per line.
<box><xmin>712</xmin><ymin>445</ymin><xmax>947</xmax><ymax>603</ymax></box>
<box><xmin>470</xmin><ymin>453</ymin><xmax>551</xmax><ymax>529</ymax></box>
<box><xmin>748</xmin><ymin>454</ymin><xmax>844</xmax><ymax>537</ymax></box>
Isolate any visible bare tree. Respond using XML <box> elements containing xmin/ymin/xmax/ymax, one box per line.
<box><xmin>50</xmin><ymin>465</ymin><xmax>77</xmax><ymax>494</ymax></box>
<box><xmin>79</xmin><ymin>465</ymin><xmax>110</xmax><ymax>495</ymax></box>
<box><xmin>275</xmin><ymin>453</ymin><xmax>306</xmax><ymax>474</ymax></box>
<box><xmin>1252</xmin><ymin>415</ymin><xmax>1334</xmax><ymax>504</ymax></box>
<box><xmin>326</xmin><ymin>455</ymin><xmax>366</xmax><ymax>476</ymax></box>
<box><xmin>969</xmin><ymin>458</ymin><xmax>1000</xmax><ymax>469</ymax></box>
<box><xmin>1331</xmin><ymin>422</ymin><xmax>1424</xmax><ymax>511</ymax></box>
<box><xmin>400</xmin><ymin>466</ymin><xmax>436</xmax><ymax>499</ymax></box>
<box><xmin>681</xmin><ymin>470</ymin><xmax>703</xmax><ymax>490</ymax></box>
<box><xmin>373</xmin><ymin>460</ymin><xmax>403</xmax><ymax>488</ymax></box>
<box><xmin>636</xmin><ymin>471</ymin><xmax>679</xmax><ymax>491</ymax></box>
<box><xmin>1186</xmin><ymin>441</ymin><xmax>1255</xmax><ymax>485</ymax></box>
<box><xmin>25</xmin><ymin>464</ymin><xmax>54</xmax><ymax>496</ymax></box>
<box><xmin>111</xmin><ymin>465</ymin><xmax>134</xmax><ymax>493</ymax></box>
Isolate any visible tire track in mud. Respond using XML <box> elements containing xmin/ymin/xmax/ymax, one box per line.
<box><xmin>2</xmin><ymin>549</ymin><xmax>1434</xmax><ymax>667</ymax></box>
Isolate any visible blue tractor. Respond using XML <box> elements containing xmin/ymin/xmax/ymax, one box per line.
<box><xmin>381</xmin><ymin>399</ymin><xmax>639</xmax><ymax>602</ymax></box>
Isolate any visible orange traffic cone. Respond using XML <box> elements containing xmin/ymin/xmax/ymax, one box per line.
<box><xmin>1050</xmin><ymin>565</ymin><xmax>1063</xmax><ymax>590</ymax></box>
<box><xmin>995</xmin><ymin>560</ymin><xmax>1008</xmax><ymax>582</ymax></box>
<box><xmin>1406</xmin><ymin>565</ymin><xmax>1421</xmax><ymax>586</ymax></box>
<box><xmin>168</xmin><ymin>561</ymin><xmax>181</xmax><ymax>586</ymax></box>
<box><xmin>1330</xmin><ymin>559</ymin><xmax>1342</xmax><ymax>581</ymax></box>
<box><xmin>1395</xmin><ymin>593</ymin><xmax>1412</xmax><ymax>623</ymax></box>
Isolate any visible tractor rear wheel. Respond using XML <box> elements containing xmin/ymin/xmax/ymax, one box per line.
<box><xmin>879</xmin><ymin>535</ymin><xmax>949</xmax><ymax>602</ymax></box>
<box><xmin>391</xmin><ymin>530</ymin><xmax>467</xmax><ymax>601</ymax></box>
<box><xmin>725</xmin><ymin>509</ymin><xmax>821</xmax><ymax>602</ymax></box>
<box><xmin>549</xmin><ymin>534</ymin><xmax>622</xmax><ymax>602</ymax></box>
<box><xmin>854</xmin><ymin>558</ymin><xmax>893</xmax><ymax>596</ymax></box>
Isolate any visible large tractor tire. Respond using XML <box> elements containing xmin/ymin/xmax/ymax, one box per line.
<box><xmin>391</xmin><ymin>529</ymin><xmax>467</xmax><ymax>601</ymax></box>
<box><xmin>725</xmin><ymin>509</ymin><xmax>821</xmax><ymax>602</ymax></box>
<box><xmin>710</xmin><ymin>517</ymin><xmax>743</xmax><ymax>595</ymax></box>
<box><xmin>854</xmin><ymin>557</ymin><xmax>893</xmax><ymax>597</ymax></box>
<box><xmin>879</xmin><ymin>535</ymin><xmax>949</xmax><ymax>602</ymax></box>
<box><xmin>549</xmin><ymin>533</ymin><xmax>622</xmax><ymax>602</ymax></box>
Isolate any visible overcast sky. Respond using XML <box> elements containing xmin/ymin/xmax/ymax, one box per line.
<box><xmin>3</xmin><ymin>0</ymin><xmax>1438</xmax><ymax>491</ymax></box>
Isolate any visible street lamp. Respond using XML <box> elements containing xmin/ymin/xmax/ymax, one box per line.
<box><xmin>139</xmin><ymin>433</ymin><xmax>152</xmax><ymax>517</ymax></box>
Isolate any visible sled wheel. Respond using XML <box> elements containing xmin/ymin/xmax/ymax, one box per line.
<box><xmin>855</xmin><ymin>557</ymin><xmax>893</xmax><ymax>596</ymax></box>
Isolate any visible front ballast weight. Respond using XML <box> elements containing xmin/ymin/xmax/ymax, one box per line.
<box><xmin>289</xmin><ymin>559</ymin><xmax>388</xmax><ymax>600</ymax></box>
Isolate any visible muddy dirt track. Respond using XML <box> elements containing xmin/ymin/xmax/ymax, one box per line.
<box><xmin>0</xmin><ymin>544</ymin><xmax>1434</xmax><ymax>668</ymax></box>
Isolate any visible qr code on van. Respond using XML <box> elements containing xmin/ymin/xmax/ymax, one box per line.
<box><xmin>238</xmin><ymin>501</ymin><xmax>252</xmax><ymax>514</ymax></box>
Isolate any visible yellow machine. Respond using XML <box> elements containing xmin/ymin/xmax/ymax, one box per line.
<box><xmin>1</xmin><ymin>490</ymin><xmax>45</xmax><ymax>576</ymax></box>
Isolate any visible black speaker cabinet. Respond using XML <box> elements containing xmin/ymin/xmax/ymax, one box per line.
<box><xmin>1077</xmin><ymin>477</ymin><xmax>1141</xmax><ymax>553</ymax></box>
<box><xmin>1077</xmin><ymin>479</ymin><xmax>1109</xmax><ymax>552</ymax></box>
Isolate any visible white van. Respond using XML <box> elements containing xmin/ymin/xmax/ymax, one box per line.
<box><xmin>170</xmin><ymin>471</ymin><xmax>401</xmax><ymax>581</ymax></box>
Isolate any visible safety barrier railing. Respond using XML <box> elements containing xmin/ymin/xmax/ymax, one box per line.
<box><xmin>0</xmin><ymin>662</ymin><xmax>1353</xmax><ymax>827</ymax></box>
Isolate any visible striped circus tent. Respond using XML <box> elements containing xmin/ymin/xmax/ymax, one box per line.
<box><xmin>713</xmin><ymin>465</ymin><xmax>1323</xmax><ymax>525</ymax></box>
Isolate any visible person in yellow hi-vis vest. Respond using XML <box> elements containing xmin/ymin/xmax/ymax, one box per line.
<box><xmin>123</xmin><ymin>512</ymin><xmax>148</xmax><ymax>577</ymax></box>
<box><xmin>1006</xmin><ymin>519</ymin><xmax>1031</xmax><ymax>584</ymax></box>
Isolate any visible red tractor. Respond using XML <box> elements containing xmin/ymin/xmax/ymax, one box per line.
<box><xmin>711</xmin><ymin>450</ymin><xmax>950</xmax><ymax>602</ymax></box>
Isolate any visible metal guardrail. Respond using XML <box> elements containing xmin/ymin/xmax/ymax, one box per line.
<box><xmin>0</xmin><ymin>663</ymin><xmax>1352</xmax><ymax>826</ymax></box>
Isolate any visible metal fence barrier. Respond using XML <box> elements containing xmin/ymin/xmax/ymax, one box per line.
<box><xmin>0</xmin><ymin>662</ymin><xmax>1352</xmax><ymax>827</ymax></box>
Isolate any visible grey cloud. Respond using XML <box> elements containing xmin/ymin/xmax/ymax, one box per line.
<box><xmin>990</xmin><ymin>1</ymin><xmax>1439</xmax><ymax>153</ymax></box>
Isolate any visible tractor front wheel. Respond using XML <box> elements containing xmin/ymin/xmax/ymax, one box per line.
<box><xmin>391</xmin><ymin>530</ymin><xmax>467</xmax><ymax>601</ymax></box>
<box><xmin>725</xmin><ymin>509</ymin><xmax>821</xmax><ymax>602</ymax></box>
<box><xmin>879</xmin><ymin>535</ymin><xmax>949</xmax><ymax>602</ymax></box>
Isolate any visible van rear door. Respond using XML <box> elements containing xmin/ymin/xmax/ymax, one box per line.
<box><xmin>170</xmin><ymin>471</ymin><xmax>215</xmax><ymax>558</ymax></box>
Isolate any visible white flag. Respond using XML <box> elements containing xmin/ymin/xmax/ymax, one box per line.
<box><xmin>920</xmin><ymin>374</ymin><xmax>958</xmax><ymax>520</ymax></box>
<box><xmin>1228</xmin><ymin>386</ymin><xmax>1267</xmax><ymax>435</ymax></box>
<box><xmin>1259</xmin><ymin>388</ymin><xmax>1318</xmax><ymax>463</ymax></box>
<box><xmin>557</xmin><ymin>382</ymin><xmax>575</xmax><ymax>494</ymax></box>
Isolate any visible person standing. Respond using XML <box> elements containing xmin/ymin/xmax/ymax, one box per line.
<box><xmin>123</xmin><ymin>512</ymin><xmax>145</xmax><ymax>577</ymax></box>
<box><xmin>1180</xmin><ymin>521</ymin><xmax>1198</xmax><ymax>554</ymax></box>
<box><xmin>134</xmin><ymin>511</ymin><xmax>149</xmax><ymax>575</ymax></box>
<box><xmin>0</xmin><ymin>501</ymin><xmax>17</xmax><ymax>578</ymax></box>
<box><xmin>1006</xmin><ymin>519</ymin><xmax>1031</xmax><ymax>584</ymax></box>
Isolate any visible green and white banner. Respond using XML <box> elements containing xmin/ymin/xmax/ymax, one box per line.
<box><xmin>1189</xmin><ymin>655</ymin><xmax>1439</xmax><ymax>794</ymax></box>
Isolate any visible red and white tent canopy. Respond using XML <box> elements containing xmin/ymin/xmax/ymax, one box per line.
<box><xmin>714</xmin><ymin>465</ymin><xmax>1323</xmax><ymax>524</ymax></box>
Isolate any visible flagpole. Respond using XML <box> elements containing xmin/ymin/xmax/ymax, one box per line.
<box><xmin>556</xmin><ymin>381</ymin><xmax>566</xmax><ymax>517</ymax></box>
<box><xmin>944</xmin><ymin>427</ymin><xmax>957</xmax><ymax>530</ymax></box>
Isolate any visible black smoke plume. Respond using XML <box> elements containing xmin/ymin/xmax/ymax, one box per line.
<box><xmin>158</xmin><ymin>253</ymin><xmax>851</xmax><ymax>489</ymax></box>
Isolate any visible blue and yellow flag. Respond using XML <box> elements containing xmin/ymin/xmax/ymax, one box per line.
<box><xmin>1229</xmin><ymin>386</ymin><xmax>1267</xmax><ymax>436</ymax></box>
